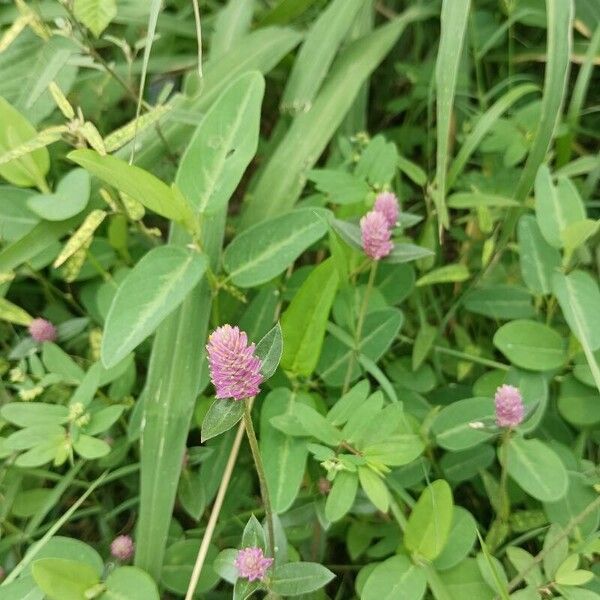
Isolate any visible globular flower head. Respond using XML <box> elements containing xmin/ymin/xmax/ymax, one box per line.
<box><xmin>360</xmin><ymin>210</ymin><xmax>393</xmax><ymax>260</ymax></box>
<box><xmin>495</xmin><ymin>384</ymin><xmax>524</xmax><ymax>428</ymax></box>
<box><xmin>206</xmin><ymin>325</ymin><xmax>263</xmax><ymax>401</ymax></box>
<box><xmin>234</xmin><ymin>547</ymin><xmax>273</xmax><ymax>582</ymax></box>
<box><xmin>374</xmin><ymin>191</ymin><xmax>399</xmax><ymax>228</ymax></box>
<box><xmin>28</xmin><ymin>318</ymin><xmax>57</xmax><ymax>343</ymax></box>
<box><xmin>110</xmin><ymin>535</ymin><xmax>134</xmax><ymax>561</ymax></box>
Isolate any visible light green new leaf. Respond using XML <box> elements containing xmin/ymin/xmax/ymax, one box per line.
<box><xmin>0</xmin><ymin>297</ymin><xmax>33</xmax><ymax>326</ymax></box>
<box><xmin>270</xmin><ymin>562</ymin><xmax>335</xmax><ymax>597</ymax></box>
<box><xmin>31</xmin><ymin>558</ymin><xmax>99</xmax><ymax>600</ymax></box>
<box><xmin>362</xmin><ymin>555</ymin><xmax>427</xmax><ymax>600</ymax></box>
<box><xmin>358</xmin><ymin>467</ymin><xmax>389</xmax><ymax>513</ymax></box>
<box><xmin>68</xmin><ymin>150</ymin><xmax>194</xmax><ymax>226</ymax></box>
<box><xmin>534</xmin><ymin>166</ymin><xmax>586</xmax><ymax>248</ymax></box>
<box><xmin>505</xmin><ymin>436</ymin><xmax>568</xmax><ymax>502</ymax></box>
<box><xmin>176</xmin><ymin>71</ymin><xmax>264</xmax><ymax>214</ymax></box>
<box><xmin>517</xmin><ymin>215</ymin><xmax>560</xmax><ymax>295</ymax></box>
<box><xmin>102</xmin><ymin>566</ymin><xmax>160</xmax><ymax>600</ymax></box>
<box><xmin>0</xmin><ymin>96</ymin><xmax>49</xmax><ymax>189</ymax></box>
<box><xmin>433</xmin><ymin>0</ymin><xmax>471</xmax><ymax>229</ymax></box>
<box><xmin>416</xmin><ymin>264</ymin><xmax>470</xmax><ymax>287</ymax></box>
<box><xmin>281</xmin><ymin>258</ymin><xmax>339</xmax><ymax>376</ymax></box>
<box><xmin>73</xmin><ymin>0</ymin><xmax>117</xmax><ymax>37</ymax></box>
<box><xmin>493</xmin><ymin>319</ymin><xmax>566</xmax><ymax>371</ymax></box>
<box><xmin>101</xmin><ymin>246</ymin><xmax>208</xmax><ymax>368</ymax></box>
<box><xmin>261</xmin><ymin>388</ymin><xmax>310</xmax><ymax>513</ymax></box>
<box><xmin>405</xmin><ymin>480</ymin><xmax>453</xmax><ymax>560</ymax></box>
<box><xmin>224</xmin><ymin>209</ymin><xmax>328</xmax><ymax>287</ymax></box>
<box><xmin>553</xmin><ymin>271</ymin><xmax>600</xmax><ymax>392</ymax></box>
<box><xmin>325</xmin><ymin>470</ymin><xmax>358</xmax><ymax>522</ymax></box>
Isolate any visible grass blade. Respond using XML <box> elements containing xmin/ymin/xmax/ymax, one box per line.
<box><xmin>433</xmin><ymin>0</ymin><xmax>471</xmax><ymax>230</ymax></box>
<box><xmin>211</xmin><ymin>0</ymin><xmax>254</xmax><ymax>60</ymax></box>
<box><xmin>241</xmin><ymin>5</ymin><xmax>435</xmax><ymax>228</ymax></box>
<box><xmin>134</xmin><ymin>72</ymin><xmax>264</xmax><ymax>578</ymax></box>
<box><xmin>280</xmin><ymin>0</ymin><xmax>364</xmax><ymax>114</ymax></box>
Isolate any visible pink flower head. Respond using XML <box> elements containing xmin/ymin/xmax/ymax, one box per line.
<box><xmin>110</xmin><ymin>535</ymin><xmax>134</xmax><ymax>561</ymax></box>
<box><xmin>495</xmin><ymin>384</ymin><xmax>524</xmax><ymax>428</ymax></box>
<box><xmin>234</xmin><ymin>547</ymin><xmax>273</xmax><ymax>582</ymax></box>
<box><xmin>206</xmin><ymin>325</ymin><xmax>263</xmax><ymax>400</ymax></box>
<box><xmin>374</xmin><ymin>191</ymin><xmax>399</xmax><ymax>228</ymax></box>
<box><xmin>28</xmin><ymin>318</ymin><xmax>57</xmax><ymax>343</ymax></box>
<box><xmin>360</xmin><ymin>210</ymin><xmax>393</xmax><ymax>260</ymax></box>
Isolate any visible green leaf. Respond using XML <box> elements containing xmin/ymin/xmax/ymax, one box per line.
<box><xmin>542</xmin><ymin>524</ymin><xmax>568</xmax><ymax>580</ymax></box>
<box><xmin>534</xmin><ymin>166</ymin><xmax>585</xmax><ymax>248</ymax></box>
<box><xmin>561</xmin><ymin>219</ymin><xmax>599</xmax><ymax>254</ymax></box>
<box><xmin>433</xmin><ymin>0</ymin><xmax>471</xmax><ymax>228</ymax></box>
<box><xmin>447</xmin><ymin>193</ymin><xmax>519</xmax><ymax>209</ymax></box>
<box><xmin>493</xmin><ymin>320</ymin><xmax>566</xmax><ymax>371</ymax></box>
<box><xmin>387</xmin><ymin>243</ymin><xmax>435</xmax><ymax>265</ymax></box>
<box><xmin>86</xmin><ymin>405</ymin><xmax>126</xmax><ymax>436</ymax></box>
<box><xmin>241</xmin><ymin>514</ymin><xmax>266</xmax><ymax>549</ymax></box>
<box><xmin>73</xmin><ymin>434</ymin><xmax>110</xmax><ymax>460</ymax></box>
<box><xmin>15</xmin><ymin>437</ymin><xmax>64</xmax><ymax>468</ymax></box>
<box><xmin>517</xmin><ymin>215</ymin><xmax>561</xmax><ymax>295</ymax></box>
<box><xmin>101</xmin><ymin>246</ymin><xmax>208</xmax><ymax>368</ymax></box>
<box><xmin>553</xmin><ymin>271</ymin><xmax>600</xmax><ymax>352</ymax></box>
<box><xmin>27</xmin><ymin>169</ymin><xmax>90</xmax><ymax>221</ymax></box>
<box><xmin>1</xmin><ymin>402</ymin><xmax>69</xmax><ymax>427</ymax></box>
<box><xmin>100</xmin><ymin>566</ymin><xmax>160</xmax><ymax>600</ymax></box>
<box><xmin>405</xmin><ymin>480</ymin><xmax>453</xmax><ymax>560</ymax></box>
<box><xmin>307</xmin><ymin>169</ymin><xmax>371</xmax><ymax>205</ymax></box>
<box><xmin>431</xmin><ymin>397</ymin><xmax>495</xmax><ymax>451</ymax></box>
<box><xmin>325</xmin><ymin>470</ymin><xmax>358</xmax><ymax>522</ymax></box>
<box><xmin>0</xmin><ymin>296</ymin><xmax>33</xmax><ymax>326</ymax></box>
<box><xmin>31</xmin><ymin>558</ymin><xmax>100</xmax><ymax>600</ymax></box>
<box><xmin>270</xmin><ymin>562</ymin><xmax>335</xmax><ymax>596</ymax></box>
<box><xmin>201</xmin><ymin>399</ymin><xmax>244</xmax><ymax>442</ymax></box>
<box><xmin>281</xmin><ymin>258</ymin><xmax>339</xmax><ymax>376</ymax></box>
<box><xmin>6</xmin><ymin>425</ymin><xmax>65</xmax><ymax>450</ymax></box>
<box><xmin>505</xmin><ymin>436</ymin><xmax>568</xmax><ymax>502</ymax></box>
<box><xmin>358</xmin><ymin>467</ymin><xmax>389</xmax><ymax>512</ymax></box>
<box><xmin>292</xmin><ymin>404</ymin><xmax>342</xmax><ymax>446</ymax></box>
<box><xmin>362</xmin><ymin>555</ymin><xmax>427</xmax><ymax>600</ymax></box>
<box><xmin>327</xmin><ymin>380</ymin><xmax>370</xmax><ymax>426</ymax></box>
<box><xmin>255</xmin><ymin>323</ymin><xmax>283</xmax><ymax>379</ymax></box>
<box><xmin>413</xmin><ymin>323</ymin><xmax>437</xmax><ymax>370</ymax></box>
<box><xmin>68</xmin><ymin>150</ymin><xmax>193</xmax><ymax>226</ymax></box>
<box><xmin>73</xmin><ymin>0</ymin><xmax>117</xmax><ymax>37</ymax></box>
<box><xmin>223</xmin><ymin>208</ymin><xmax>328</xmax><ymax>287</ymax></box>
<box><xmin>434</xmin><ymin>507</ymin><xmax>477</xmax><ymax>571</ymax></box>
<box><xmin>261</xmin><ymin>388</ymin><xmax>310</xmax><ymax>513</ymax></box>
<box><xmin>211</xmin><ymin>0</ymin><xmax>254</xmax><ymax>59</ymax></box>
<box><xmin>176</xmin><ymin>71</ymin><xmax>264</xmax><ymax>214</ymax></box>
<box><xmin>178</xmin><ymin>468</ymin><xmax>206</xmax><ymax>520</ymax></box>
<box><xmin>0</xmin><ymin>96</ymin><xmax>49</xmax><ymax>189</ymax></box>
<box><xmin>161</xmin><ymin>540</ymin><xmax>219</xmax><ymax>595</ymax></box>
<box><xmin>416</xmin><ymin>264</ymin><xmax>469</xmax><ymax>287</ymax></box>
<box><xmin>463</xmin><ymin>286</ymin><xmax>535</xmax><ymax>320</ymax></box>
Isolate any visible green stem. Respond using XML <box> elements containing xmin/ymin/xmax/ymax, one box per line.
<box><xmin>342</xmin><ymin>260</ymin><xmax>378</xmax><ymax>393</ymax></box>
<box><xmin>499</xmin><ymin>431</ymin><xmax>510</xmax><ymax>522</ymax></box>
<box><xmin>243</xmin><ymin>399</ymin><xmax>275</xmax><ymax>560</ymax></box>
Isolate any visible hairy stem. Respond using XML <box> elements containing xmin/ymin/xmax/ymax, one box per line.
<box><xmin>243</xmin><ymin>399</ymin><xmax>276</xmax><ymax>559</ymax></box>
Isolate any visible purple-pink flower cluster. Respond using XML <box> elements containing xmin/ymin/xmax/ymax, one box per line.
<box><xmin>360</xmin><ymin>191</ymin><xmax>399</xmax><ymax>260</ymax></box>
<box><xmin>235</xmin><ymin>546</ymin><xmax>273</xmax><ymax>582</ymax></box>
<box><xmin>206</xmin><ymin>325</ymin><xmax>263</xmax><ymax>401</ymax></box>
<box><xmin>28</xmin><ymin>318</ymin><xmax>57</xmax><ymax>343</ymax></box>
<box><xmin>494</xmin><ymin>384</ymin><xmax>524</xmax><ymax>428</ymax></box>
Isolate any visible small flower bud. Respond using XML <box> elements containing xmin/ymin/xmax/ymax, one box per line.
<box><xmin>110</xmin><ymin>535</ymin><xmax>134</xmax><ymax>561</ymax></box>
<box><xmin>28</xmin><ymin>318</ymin><xmax>57</xmax><ymax>343</ymax></box>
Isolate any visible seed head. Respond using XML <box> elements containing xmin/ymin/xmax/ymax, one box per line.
<box><xmin>110</xmin><ymin>535</ymin><xmax>134</xmax><ymax>561</ymax></box>
<box><xmin>206</xmin><ymin>325</ymin><xmax>263</xmax><ymax>400</ymax></box>
<box><xmin>360</xmin><ymin>210</ymin><xmax>393</xmax><ymax>260</ymax></box>
<box><xmin>374</xmin><ymin>191</ymin><xmax>399</xmax><ymax>228</ymax></box>
<box><xmin>495</xmin><ymin>384</ymin><xmax>524</xmax><ymax>428</ymax></box>
<box><xmin>234</xmin><ymin>546</ymin><xmax>273</xmax><ymax>582</ymax></box>
<box><xmin>28</xmin><ymin>318</ymin><xmax>57</xmax><ymax>343</ymax></box>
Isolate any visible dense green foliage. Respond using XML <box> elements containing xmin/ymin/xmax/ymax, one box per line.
<box><xmin>0</xmin><ymin>0</ymin><xmax>600</xmax><ymax>598</ymax></box>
